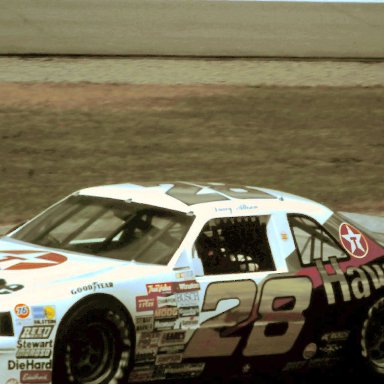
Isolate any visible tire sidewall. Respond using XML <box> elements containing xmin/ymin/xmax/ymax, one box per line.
<box><xmin>361</xmin><ymin>297</ymin><xmax>384</xmax><ymax>379</ymax></box>
<box><xmin>53</xmin><ymin>297</ymin><xmax>133</xmax><ymax>384</ymax></box>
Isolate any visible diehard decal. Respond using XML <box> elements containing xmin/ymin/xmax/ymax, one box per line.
<box><xmin>339</xmin><ymin>223</ymin><xmax>369</xmax><ymax>258</ymax></box>
<box><xmin>8</xmin><ymin>360</ymin><xmax>52</xmax><ymax>370</ymax></box>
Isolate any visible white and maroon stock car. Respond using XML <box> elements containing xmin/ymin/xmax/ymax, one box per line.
<box><xmin>0</xmin><ymin>182</ymin><xmax>383</xmax><ymax>384</ymax></box>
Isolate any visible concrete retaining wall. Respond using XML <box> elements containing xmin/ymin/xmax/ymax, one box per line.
<box><xmin>1</xmin><ymin>0</ymin><xmax>384</xmax><ymax>58</ymax></box>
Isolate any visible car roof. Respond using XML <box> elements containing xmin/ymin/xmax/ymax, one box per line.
<box><xmin>78</xmin><ymin>181</ymin><xmax>333</xmax><ymax>221</ymax></box>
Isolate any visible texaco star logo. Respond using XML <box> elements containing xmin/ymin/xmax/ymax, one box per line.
<box><xmin>0</xmin><ymin>250</ymin><xmax>67</xmax><ymax>270</ymax></box>
<box><xmin>339</xmin><ymin>223</ymin><xmax>369</xmax><ymax>258</ymax></box>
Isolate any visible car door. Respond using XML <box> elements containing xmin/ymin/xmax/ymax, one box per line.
<box><xmin>183</xmin><ymin>213</ymin><xmax>313</xmax><ymax>362</ymax></box>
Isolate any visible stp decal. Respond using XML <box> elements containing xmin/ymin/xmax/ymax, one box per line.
<box><xmin>339</xmin><ymin>223</ymin><xmax>368</xmax><ymax>258</ymax></box>
<box><xmin>0</xmin><ymin>250</ymin><xmax>67</xmax><ymax>270</ymax></box>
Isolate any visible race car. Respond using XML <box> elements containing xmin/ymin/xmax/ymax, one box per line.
<box><xmin>0</xmin><ymin>181</ymin><xmax>383</xmax><ymax>384</ymax></box>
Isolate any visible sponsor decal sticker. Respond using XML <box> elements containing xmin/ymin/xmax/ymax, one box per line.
<box><xmin>155</xmin><ymin>353</ymin><xmax>182</xmax><ymax>365</ymax></box>
<box><xmin>147</xmin><ymin>283</ymin><xmax>174</xmax><ymax>296</ymax></box>
<box><xmin>20</xmin><ymin>326</ymin><xmax>54</xmax><ymax>339</ymax></box>
<box><xmin>157</xmin><ymin>295</ymin><xmax>177</xmax><ymax>308</ymax></box>
<box><xmin>8</xmin><ymin>360</ymin><xmax>52</xmax><ymax>370</ymax></box>
<box><xmin>71</xmin><ymin>281</ymin><xmax>113</xmax><ymax>295</ymax></box>
<box><xmin>164</xmin><ymin>362</ymin><xmax>205</xmax><ymax>378</ymax></box>
<box><xmin>160</xmin><ymin>330</ymin><xmax>186</xmax><ymax>345</ymax></box>
<box><xmin>20</xmin><ymin>370</ymin><xmax>51</xmax><ymax>383</ymax></box>
<box><xmin>176</xmin><ymin>292</ymin><xmax>199</xmax><ymax>307</ymax></box>
<box><xmin>154</xmin><ymin>307</ymin><xmax>178</xmax><ymax>319</ymax></box>
<box><xmin>16</xmin><ymin>340</ymin><xmax>53</xmax><ymax>358</ymax></box>
<box><xmin>154</xmin><ymin>319</ymin><xmax>176</xmax><ymax>331</ymax></box>
<box><xmin>32</xmin><ymin>306</ymin><xmax>56</xmax><ymax>320</ymax></box>
<box><xmin>136</xmin><ymin>316</ymin><xmax>154</xmax><ymax>332</ymax></box>
<box><xmin>136</xmin><ymin>296</ymin><xmax>156</xmax><ymax>312</ymax></box>
<box><xmin>321</xmin><ymin>331</ymin><xmax>350</xmax><ymax>343</ymax></box>
<box><xmin>175</xmin><ymin>270</ymin><xmax>194</xmax><ymax>279</ymax></box>
<box><xmin>339</xmin><ymin>223</ymin><xmax>369</xmax><ymax>258</ymax></box>
<box><xmin>0</xmin><ymin>250</ymin><xmax>67</xmax><ymax>270</ymax></box>
<box><xmin>176</xmin><ymin>280</ymin><xmax>200</xmax><ymax>292</ymax></box>
<box><xmin>15</xmin><ymin>304</ymin><xmax>30</xmax><ymax>319</ymax></box>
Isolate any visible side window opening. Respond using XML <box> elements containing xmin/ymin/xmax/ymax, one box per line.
<box><xmin>195</xmin><ymin>216</ymin><xmax>275</xmax><ymax>275</ymax></box>
<box><xmin>288</xmin><ymin>215</ymin><xmax>349</xmax><ymax>266</ymax></box>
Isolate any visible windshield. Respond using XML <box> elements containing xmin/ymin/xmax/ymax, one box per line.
<box><xmin>11</xmin><ymin>195</ymin><xmax>194</xmax><ymax>265</ymax></box>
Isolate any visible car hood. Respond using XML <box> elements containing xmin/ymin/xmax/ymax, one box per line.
<box><xmin>0</xmin><ymin>237</ymin><xmax>163</xmax><ymax>288</ymax></box>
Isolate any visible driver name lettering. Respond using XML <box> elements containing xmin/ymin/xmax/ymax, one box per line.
<box><xmin>316</xmin><ymin>258</ymin><xmax>384</xmax><ymax>305</ymax></box>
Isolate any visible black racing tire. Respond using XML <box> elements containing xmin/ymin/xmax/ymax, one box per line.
<box><xmin>53</xmin><ymin>297</ymin><xmax>133</xmax><ymax>384</ymax></box>
<box><xmin>361</xmin><ymin>297</ymin><xmax>384</xmax><ymax>380</ymax></box>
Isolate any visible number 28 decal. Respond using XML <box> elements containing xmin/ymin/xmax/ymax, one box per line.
<box><xmin>184</xmin><ymin>276</ymin><xmax>312</xmax><ymax>358</ymax></box>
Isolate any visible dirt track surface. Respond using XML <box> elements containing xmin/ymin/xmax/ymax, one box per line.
<box><xmin>1</xmin><ymin>57</ymin><xmax>384</xmax><ymax>86</ymax></box>
<box><xmin>0</xmin><ymin>57</ymin><xmax>383</xmax><ymax>224</ymax></box>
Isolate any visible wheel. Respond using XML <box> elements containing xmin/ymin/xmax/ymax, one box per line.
<box><xmin>53</xmin><ymin>297</ymin><xmax>133</xmax><ymax>384</ymax></box>
<box><xmin>361</xmin><ymin>297</ymin><xmax>384</xmax><ymax>379</ymax></box>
